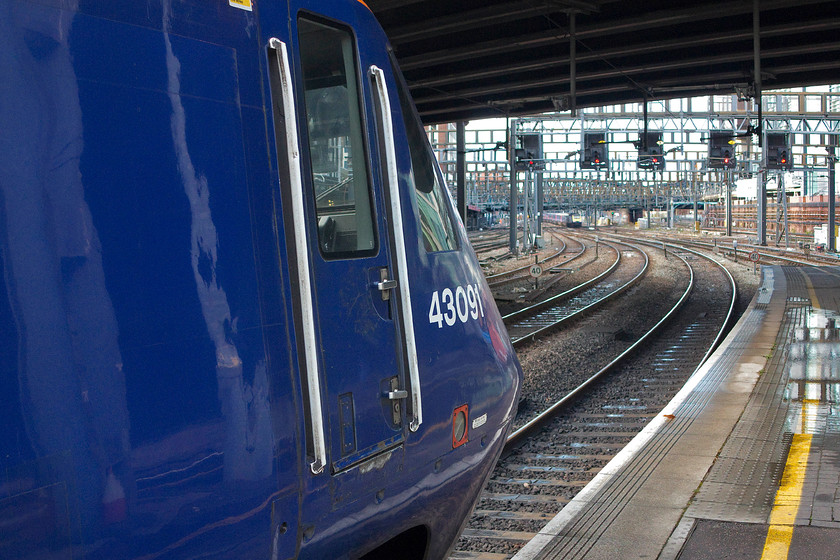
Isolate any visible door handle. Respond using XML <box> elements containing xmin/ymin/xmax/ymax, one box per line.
<box><xmin>375</xmin><ymin>268</ymin><xmax>398</xmax><ymax>300</ymax></box>
<box><xmin>376</xmin><ymin>279</ymin><xmax>397</xmax><ymax>291</ymax></box>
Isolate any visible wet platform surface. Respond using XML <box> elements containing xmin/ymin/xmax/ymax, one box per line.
<box><xmin>512</xmin><ymin>265</ymin><xmax>840</xmax><ymax>560</ymax></box>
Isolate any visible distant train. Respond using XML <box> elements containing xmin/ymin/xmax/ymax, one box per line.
<box><xmin>544</xmin><ymin>212</ymin><xmax>583</xmax><ymax>228</ymax></box>
<box><xmin>0</xmin><ymin>1</ymin><xmax>522</xmax><ymax>558</ymax></box>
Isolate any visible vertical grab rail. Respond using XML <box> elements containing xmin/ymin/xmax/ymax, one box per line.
<box><xmin>369</xmin><ymin>65</ymin><xmax>423</xmax><ymax>431</ymax></box>
<box><xmin>270</xmin><ymin>38</ymin><xmax>327</xmax><ymax>474</ymax></box>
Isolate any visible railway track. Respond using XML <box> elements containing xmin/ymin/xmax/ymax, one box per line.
<box><xmin>450</xmin><ymin>240</ymin><xmax>738</xmax><ymax>559</ymax></box>
<box><xmin>645</xmin><ymin>232</ymin><xmax>840</xmax><ymax>267</ymax></box>
<box><xmin>700</xmin><ymin>225</ymin><xmax>819</xmax><ymax>247</ymax></box>
<box><xmin>503</xmin><ymin>239</ymin><xmax>646</xmax><ymax>347</ymax></box>
<box><xmin>488</xmin><ymin>235</ymin><xmax>596</xmax><ymax>310</ymax></box>
<box><xmin>470</xmin><ymin>229</ymin><xmax>511</xmax><ymax>254</ymax></box>
<box><xmin>486</xmin><ymin>239</ymin><xmax>569</xmax><ymax>289</ymax></box>
<box><xmin>476</xmin><ymin>226</ymin><xmax>587</xmax><ymax>283</ymax></box>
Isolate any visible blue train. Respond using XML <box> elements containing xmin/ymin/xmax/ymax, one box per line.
<box><xmin>0</xmin><ymin>0</ymin><xmax>522</xmax><ymax>558</ymax></box>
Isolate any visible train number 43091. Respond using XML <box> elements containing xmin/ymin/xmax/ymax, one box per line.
<box><xmin>428</xmin><ymin>284</ymin><xmax>485</xmax><ymax>328</ymax></box>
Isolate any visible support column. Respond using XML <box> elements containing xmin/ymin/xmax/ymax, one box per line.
<box><xmin>569</xmin><ymin>12</ymin><xmax>576</xmax><ymax>117</ymax></box>
<box><xmin>757</xmin><ymin>169</ymin><xmax>767</xmax><ymax>245</ymax></box>
<box><xmin>753</xmin><ymin>0</ymin><xmax>762</xmax><ymax>145</ymax></box>
<box><xmin>508</xmin><ymin>122</ymin><xmax>518</xmax><ymax>253</ymax></box>
<box><xmin>829</xmin><ymin>137</ymin><xmax>837</xmax><ymax>252</ymax></box>
<box><xmin>668</xmin><ymin>182</ymin><xmax>673</xmax><ymax>229</ymax></box>
<box><xmin>523</xmin><ymin>170</ymin><xmax>533</xmax><ymax>252</ymax></box>
<box><xmin>456</xmin><ymin>121</ymin><xmax>467</xmax><ymax>224</ymax></box>
<box><xmin>779</xmin><ymin>173</ymin><xmax>789</xmax><ymax>247</ymax></box>
<box><xmin>783</xmin><ymin>174</ymin><xmax>789</xmax><ymax>247</ymax></box>
<box><xmin>693</xmin><ymin>173</ymin><xmax>699</xmax><ymax>231</ymax></box>
<box><xmin>536</xmin><ymin>171</ymin><xmax>544</xmax><ymax>237</ymax></box>
<box><xmin>726</xmin><ymin>170</ymin><xmax>733</xmax><ymax>237</ymax></box>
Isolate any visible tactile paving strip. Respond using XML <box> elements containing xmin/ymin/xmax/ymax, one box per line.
<box><xmin>683</xmin><ymin>282</ymin><xmax>799</xmax><ymax>525</ymax></box>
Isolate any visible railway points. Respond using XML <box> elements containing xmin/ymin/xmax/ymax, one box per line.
<box><xmin>502</xmin><ymin>238</ymin><xmax>646</xmax><ymax>347</ymax></box>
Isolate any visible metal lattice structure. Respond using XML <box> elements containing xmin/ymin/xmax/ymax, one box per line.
<box><xmin>430</xmin><ymin>89</ymin><xmax>839</xmax><ymax>213</ymax></box>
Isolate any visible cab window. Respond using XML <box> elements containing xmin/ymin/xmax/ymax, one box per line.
<box><xmin>390</xmin><ymin>57</ymin><xmax>458</xmax><ymax>253</ymax></box>
<box><xmin>298</xmin><ymin>17</ymin><xmax>376</xmax><ymax>258</ymax></box>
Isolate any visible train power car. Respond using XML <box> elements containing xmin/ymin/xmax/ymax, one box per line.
<box><xmin>0</xmin><ymin>0</ymin><xmax>523</xmax><ymax>558</ymax></box>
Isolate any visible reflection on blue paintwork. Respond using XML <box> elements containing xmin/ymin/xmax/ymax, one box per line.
<box><xmin>0</xmin><ymin>1</ymin><xmax>276</xmax><ymax>556</ymax></box>
<box><xmin>0</xmin><ymin>1</ymin><xmax>131</xmax><ymax>546</ymax></box>
<box><xmin>163</xmin><ymin>0</ymin><xmax>272</xmax><ymax>483</ymax></box>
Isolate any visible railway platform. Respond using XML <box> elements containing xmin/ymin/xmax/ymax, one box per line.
<box><xmin>511</xmin><ymin>265</ymin><xmax>840</xmax><ymax>560</ymax></box>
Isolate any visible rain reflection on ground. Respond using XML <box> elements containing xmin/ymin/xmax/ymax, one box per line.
<box><xmin>785</xmin><ymin>307</ymin><xmax>840</xmax><ymax>434</ymax></box>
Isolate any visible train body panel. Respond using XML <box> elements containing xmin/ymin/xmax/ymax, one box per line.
<box><xmin>0</xmin><ymin>1</ymin><xmax>522</xmax><ymax>558</ymax></box>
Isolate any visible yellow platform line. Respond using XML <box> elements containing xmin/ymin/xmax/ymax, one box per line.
<box><xmin>762</xmin><ymin>269</ymin><xmax>819</xmax><ymax>560</ymax></box>
<box><xmin>802</xmin><ymin>270</ymin><xmax>819</xmax><ymax>310</ymax></box>
<box><xmin>760</xmin><ymin>431</ymin><xmax>812</xmax><ymax>559</ymax></box>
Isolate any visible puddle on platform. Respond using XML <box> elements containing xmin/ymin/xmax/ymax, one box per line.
<box><xmin>784</xmin><ymin>308</ymin><xmax>840</xmax><ymax>435</ymax></box>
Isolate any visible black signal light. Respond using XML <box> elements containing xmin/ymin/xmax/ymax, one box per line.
<box><xmin>766</xmin><ymin>133</ymin><xmax>792</xmax><ymax>170</ymax></box>
<box><xmin>581</xmin><ymin>132</ymin><xmax>608</xmax><ymax>169</ymax></box>
<box><xmin>637</xmin><ymin>132</ymin><xmax>665</xmax><ymax>170</ymax></box>
<box><xmin>708</xmin><ymin>132</ymin><xmax>736</xmax><ymax>169</ymax></box>
<box><xmin>515</xmin><ymin>133</ymin><xmax>544</xmax><ymax>171</ymax></box>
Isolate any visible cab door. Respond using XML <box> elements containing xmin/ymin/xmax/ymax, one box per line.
<box><xmin>267</xmin><ymin>1</ymin><xmax>421</xmax><ymax>481</ymax></box>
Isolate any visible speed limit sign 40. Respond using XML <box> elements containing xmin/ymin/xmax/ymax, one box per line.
<box><xmin>529</xmin><ymin>264</ymin><xmax>543</xmax><ymax>278</ymax></box>
<box><xmin>749</xmin><ymin>251</ymin><xmax>760</xmax><ymax>262</ymax></box>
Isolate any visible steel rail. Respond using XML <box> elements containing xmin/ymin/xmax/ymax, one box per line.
<box><xmin>486</xmin><ymin>244</ymin><xmax>576</xmax><ymax>289</ymax></box>
<box><xmin>656</xmin><ymin>235</ymin><xmax>827</xmax><ymax>267</ymax></box>
<box><xmin>502</xmin><ymin>241</ymin><xmax>621</xmax><ymax>325</ymax></box>
<box><xmin>605</xmin><ymin>234</ymin><xmax>739</xmax><ymax>371</ymax></box>
<box><xmin>469</xmin><ymin>230</ymin><xmax>509</xmax><ymax>253</ymax></box>
<box><xmin>502</xmin><ymin>238</ymin><xmax>738</xmax><ymax>453</ymax></box>
<box><xmin>486</xmin><ymin>244</ymin><xmax>567</xmax><ymax>283</ymax></box>
<box><xmin>503</xmin><ymin>247</ymin><xmax>693</xmax><ymax>451</ymax></box>
<box><xmin>505</xmin><ymin>240</ymin><xmax>647</xmax><ymax>347</ymax></box>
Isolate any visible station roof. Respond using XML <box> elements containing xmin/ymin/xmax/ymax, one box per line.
<box><xmin>367</xmin><ymin>0</ymin><xmax>840</xmax><ymax>124</ymax></box>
